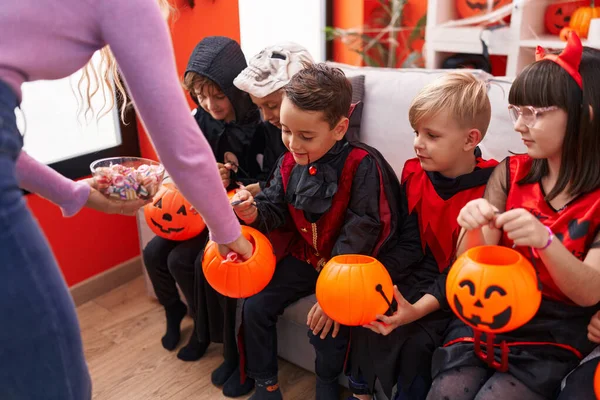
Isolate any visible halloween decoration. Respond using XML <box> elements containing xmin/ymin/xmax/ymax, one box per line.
<box><xmin>202</xmin><ymin>226</ymin><xmax>276</xmax><ymax>298</ymax></box>
<box><xmin>545</xmin><ymin>1</ymin><xmax>588</xmax><ymax>35</ymax></box>
<box><xmin>568</xmin><ymin>0</ymin><xmax>600</xmax><ymax>38</ymax></box>
<box><xmin>91</xmin><ymin>157</ymin><xmax>164</xmax><ymax>200</ymax></box>
<box><xmin>144</xmin><ymin>183</ymin><xmax>206</xmax><ymax>241</ymax></box>
<box><xmin>315</xmin><ymin>255</ymin><xmax>394</xmax><ymax>326</ymax></box>
<box><xmin>442</xmin><ymin>53</ymin><xmax>492</xmax><ymax>72</ymax></box>
<box><xmin>456</xmin><ymin>0</ymin><xmax>512</xmax><ymax>19</ymax></box>
<box><xmin>446</xmin><ymin>245</ymin><xmax>541</xmax><ymax>334</ymax></box>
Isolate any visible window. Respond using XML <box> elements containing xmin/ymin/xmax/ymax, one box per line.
<box><xmin>19</xmin><ymin>51</ymin><xmax>140</xmax><ymax>180</ymax></box>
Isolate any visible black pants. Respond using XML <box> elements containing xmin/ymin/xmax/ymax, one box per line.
<box><xmin>143</xmin><ymin>232</ymin><xmax>208</xmax><ymax>317</ymax></box>
<box><xmin>195</xmin><ymin>249</ymin><xmax>239</xmax><ymax>363</ymax></box>
<box><xmin>243</xmin><ymin>256</ymin><xmax>349</xmax><ymax>380</ymax></box>
<box><xmin>557</xmin><ymin>356</ymin><xmax>599</xmax><ymax>400</ymax></box>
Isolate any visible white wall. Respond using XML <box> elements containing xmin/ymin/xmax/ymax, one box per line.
<box><xmin>19</xmin><ymin>51</ymin><xmax>121</xmax><ymax>165</ymax></box>
<box><xmin>238</xmin><ymin>0</ymin><xmax>327</xmax><ymax>62</ymax></box>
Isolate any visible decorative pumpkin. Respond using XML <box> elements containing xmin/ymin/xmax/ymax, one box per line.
<box><xmin>545</xmin><ymin>1</ymin><xmax>588</xmax><ymax>35</ymax></box>
<box><xmin>446</xmin><ymin>245</ymin><xmax>541</xmax><ymax>334</ymax></box>
<box><xmin>569</xmin><ymin>0</ymin><xmax>600</xmax><ymax>38</ymax></box>
<box><xmin>202</xmin><ymin>225</ymin><xmax>276</xmax><ymax>298</ymax></box>
<box><xmin>456</xmin><ymin>0</ymin><xmax>512</xmax><ymax>19</ymax></box>
<box><xmin>316</xmin><ymin>255</ymin><xmax>394</xmax><ymax>326</ymax></box>
<box><xmin>144</xmin><ymin>183</ymin><xmax>206</xmax><ymax>241</ymax></box>
<box><xmin>560</xmin><ymin>26</ymin><xmax>577</xmax><ymax>41</ymax></box>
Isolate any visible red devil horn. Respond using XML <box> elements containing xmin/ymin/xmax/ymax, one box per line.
<box><xmin>535</xmin><ymin>46</ymin><xmax>546</xmax><ymax>61</ymax></box>
<box><xmin>559</xmin><ymin>31</ymin><xmax>583</xmax><ymax>75</ymax></box>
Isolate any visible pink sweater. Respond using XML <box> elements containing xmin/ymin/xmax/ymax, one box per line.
<box><xmin>1</xmin><ymin>0</ymin><xmax>241</xmax><ymax>244</ymax></box>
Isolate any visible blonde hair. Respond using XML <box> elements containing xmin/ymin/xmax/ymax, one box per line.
<box><xmin>77</xmin><ymin>0</ymin><xmax>174</xmax><ymax>123</ymax></box>
<box><xmin>408</xmin><ymin>72</ymin><xmax>492</xmax><ymax>138</ymax></box>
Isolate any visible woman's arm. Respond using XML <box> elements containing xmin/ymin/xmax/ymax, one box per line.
<box><xmin>98</xmin><ymin>0</ymin><xmax>240</xmax><ymax>244</ymax></box>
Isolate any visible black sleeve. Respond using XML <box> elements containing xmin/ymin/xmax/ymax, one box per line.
<box><xmin>251</xmin><ymin>156</ymin><xmax>289</xmax><ymax>233</ymax></box>
<box><xmin>377</xmin><ymin>186</ymin><xmax>425</xmax><ymax>285</ymax></box>
<box><xmin>331</xmin><ymin>156</ymin><xmax>382</xmax><ymax>256</ymax></box>
<box><xmin>422</xmin><ymin>254</ymin><xmax>450</xmax><ymax>310</ymax></box>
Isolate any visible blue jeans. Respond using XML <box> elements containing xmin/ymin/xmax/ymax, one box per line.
<box><xmin>0</xmin><ymin>80</ymin><xmax>92</xmax><ymax>399</ymax></box>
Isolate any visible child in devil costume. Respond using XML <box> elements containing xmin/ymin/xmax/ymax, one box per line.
<box><xmin>427</xmin><ymin>36</ymin><xmax>600</xmax><ymax>400</ymax></box>
<box><xmin>346</xmin><ymin>72</ymin><xmax>498</xmax><ymax>400</ymax></box>
<box><xmin>231</xmin><ymin>63</ymin><xmax>409</xmax><ymax>400</ymax></box>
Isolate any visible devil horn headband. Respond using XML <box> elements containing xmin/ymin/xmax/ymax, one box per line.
<box><xmin>535</xmin><ymin>31</ymin><xmax>583</xmax><ymax>89</ymax></box>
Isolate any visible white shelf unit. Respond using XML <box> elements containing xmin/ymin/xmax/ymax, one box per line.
<box><xmin>425</xmin><ymin>0</ymin><xmax>598</xmax><ymax>77</ymax></box>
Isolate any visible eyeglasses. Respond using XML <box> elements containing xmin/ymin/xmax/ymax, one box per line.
<box><xmin>508</xmin><ymin>105</ymin><xmax>558</xmax><ymax>128</ymax></box>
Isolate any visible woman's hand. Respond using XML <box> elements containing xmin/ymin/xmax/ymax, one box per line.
<box><xmin>84</xmin><ymin>178</ymin><xmax>149</xmax><ymax>215</ymax></box>
<box><xmin>218</xmin><ymin>234</ymin><xmax>253</xmax><ymax>261</ymax></box>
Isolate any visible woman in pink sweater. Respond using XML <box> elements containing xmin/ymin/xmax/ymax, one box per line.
<box><xmin>0</xmin><ymin>0</ymin><xmax>251</xmax><ymax>398</ymax></box>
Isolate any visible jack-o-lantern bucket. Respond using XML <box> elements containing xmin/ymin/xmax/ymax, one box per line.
<box><xmin>144</xmin><ymin>183</ymin><xmax>206</xmax><ymax>241</ymax></box>
<box><xmin>456</xmin><ymin>0</ymin><xmax>512</xmax><ymax>19</ymax></box>
<box><xmin>316</xmin><ymin>255</ymin><xmax>394</xmax><ymax>327</ymax></box>
<box><xmin>446</xmin><ymin>245</ymin><xmax>541</xmax><ymax>334</ymax></box>
<box><xmin>202</xmin><ymin>226</ymin><xmax>276</xmax><ymax>299</ymax></box>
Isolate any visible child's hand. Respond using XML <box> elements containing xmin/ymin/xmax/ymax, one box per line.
<box><xmin>457</xmin><ymin>198</ymin><xmax>499</xmax><ymax>230</ymax></box>
<box><xmin>217</xmin><ymin>163</ymin><xmax>232</xmax><ymax>188</ymax></box>
<box><xmin>495</xmin><ymin>208</ymin><xmax>551</xmax><ymax>248</ymax></box>
<box><xmin>588</xmin><ymin>311</ymin><xmax>600</xmax><ymax>343</ymax></box>
<box><xmin>364</xmin><ymin>285</ymin><xmax>417</xmax><ymax>336</ymax></box>
<box><xmin>245</xmin><ymin>183</ymin><xmax>262</xmax><ymax>198</ymax></box>
<box><xmin>231</xmin><ymin>189</ymin><xmax>257</xmax><ymax>224</ymax></box>
<box><xmin>307</xmin><ymin>302</ymin><xmax>340</xmax><ymax>339</ymax></box>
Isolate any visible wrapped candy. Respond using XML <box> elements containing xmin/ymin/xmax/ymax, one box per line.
<box><xmin>93</xmin><ymin>163</ymin><xmax>164</xmax><ymax>201</ymax></box>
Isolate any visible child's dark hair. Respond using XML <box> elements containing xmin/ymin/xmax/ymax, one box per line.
<box><xmin>284</xmin><ymin>63</ymin><xmax>352</xmax><ymax>128</ymax></box>
<box><xmin>509</xmin><ymin>47</ymin><xmax>600</xmax><ymax>200</ymax></box>
<box><xmin>182</xmin><ymin>72</ymin><xmax>221</xmax><ymax>98</ymax></box>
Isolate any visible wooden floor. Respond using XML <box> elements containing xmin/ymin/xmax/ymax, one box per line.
<box><xmin>77</xmin><ymin>276</ymin><xmax>331</xmax><ymax>399</ymax></box>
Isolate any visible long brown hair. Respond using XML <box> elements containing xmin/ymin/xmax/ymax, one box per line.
<box><xmin>508</xmin><ymin>47</ymin><xmax>600</xmax><ymax>200</ymax></box>
<box><xmin>77</xmin><ymin>0</ymin><xmax>174</xmax><ymax>123</ymax></box>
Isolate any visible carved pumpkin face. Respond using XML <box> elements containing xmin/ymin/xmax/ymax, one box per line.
<box><xmin>202</xmin><ymin>226</ymin><xmax>276</xmax><ymax>298</ymax></box>
<box><xmin>446</xmin><ymin>246</ymin><xmax>541</xmax><ymax>334</ymax></box>
<box><xmin>456</xmin><ymin>0</ymin><xmax>512</xmax><ymax>19</ymax></box>
<box><xmin>316</xmin><ymin>255</ymin><xmax>394</xmax><ymax>326</ymax></box>
<box><xmin>144</xmin><ymin>183</ymin><xmax>206</xmax><ymax>241</ymax></box>
<box><xmin>545</xmin><ymin>1</ymin><xmax>588</xmax><ymax>35</ymax></box>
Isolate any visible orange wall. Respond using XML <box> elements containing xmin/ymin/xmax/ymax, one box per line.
<box><xmin>29</xmin><ymin>0</ymin><xmax>241</xmax><ymax>287</ymax></box>
<box><xmin>332</xmin><ymin>0</ymin><xmax>365</xmax><ymax>66</ymax></box>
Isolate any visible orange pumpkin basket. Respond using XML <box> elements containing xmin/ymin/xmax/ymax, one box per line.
<box><xmin>202</xmin><ymin>225</ymin><xmax>276</xmax><ymax>298</ymax></box>
<box><xmin>316</xmin><ymin>255</ymin><xmax>394</xmax><ymax>327</ymax></box>
<box><xmin>446</xmin><ymin>245</ymin><xmax>542</xmax><ymax>334</ymax></box>
<box><xmin>144</xmin><ymin>183</ymin><xmax>206</xmax><ymax>241</ymax></box>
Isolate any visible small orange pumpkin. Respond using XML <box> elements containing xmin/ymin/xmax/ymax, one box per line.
<box><xmin>569</xmin><ymin>0</ymin><xmax>600</xmax><ymax>38</ymax></box>
<box><xmin>316</xmin><ymin>255</ymin><xmax>394</xmax><ymax>326</ymax></box>
<box><xmin>545</xmin><ymin>1</ymin><xmax>588</xmax><ymax>35</ymax></box>
<box><xmin>560</xmin><ymin>26</ymin><xmax>576</xmax><ymax>41</ymax></box>
<box><xmin>144</xmin><ymin>183</ymin><xmax>206</xmax><ymax>241</ymax></box>
<box><xmin>446</xmin><ymin>245</ymin><xmax>541</xmax><ymax>334</ymax></box>
<box><xmin>456</xmin><ymin>0</ymin><xmax>512</xmax><ymax>19</ymax></box>
<box><xmin>202</xmin><ymin>226</ymin><xmax>276</xmax><ymax>298</ymax></box>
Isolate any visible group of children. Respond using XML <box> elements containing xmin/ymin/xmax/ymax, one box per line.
<box><xmin>143</xmin><ymin>32</ymin><xmax>600</xmax><ymax>400</ymax></box>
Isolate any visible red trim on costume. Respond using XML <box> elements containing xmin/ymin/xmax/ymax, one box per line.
<box><xmin>401</xmin><ymin>157</ymin><xmax>498</xmax><ymax>271</ymax></box>
<box><xmin>443</xmin><ymin>336</ymin><xmax>583</xmax><ymax>359</ymax></box>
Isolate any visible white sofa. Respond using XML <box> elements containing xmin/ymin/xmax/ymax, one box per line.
<box><xmin>137</xmin><ymin>63</ymin><xmax>526</xmax><ymax>394</ymax></box>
